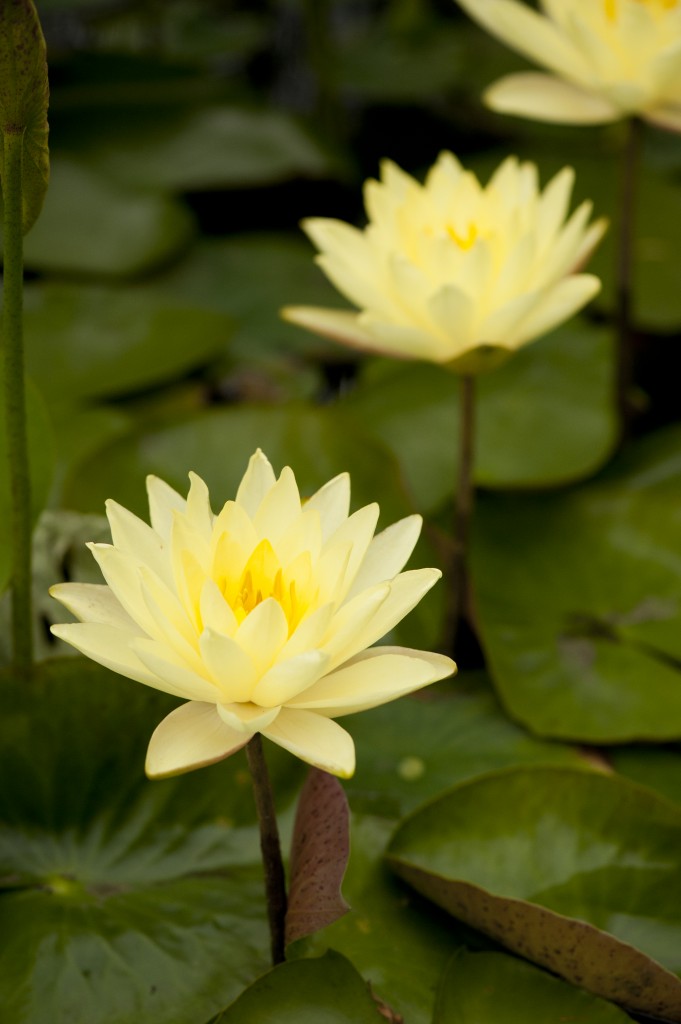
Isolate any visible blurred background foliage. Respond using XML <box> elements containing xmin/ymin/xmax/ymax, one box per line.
<box><xmin>2</xmin><ymin>1</ymin><xmax>681</xmax><ymax>1022</ymax></box>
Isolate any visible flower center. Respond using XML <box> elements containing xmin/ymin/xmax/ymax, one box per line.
<box><xmin>220</xmin><ymin>538</ymin><xmax>314</xmax><ymax>633</ymax></box>
<box><xmin>605</xmin><ymin>0</ymin><xmax>678</xmax><ymax>19</ymax></box>
<box><xmin>446</xmin><ymin>222</ymin><xmax>478</xmax><ymax>250</ymax></box>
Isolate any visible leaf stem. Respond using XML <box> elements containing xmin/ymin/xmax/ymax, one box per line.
<box><xmin>615</xmin><ymin>115</ymin><xmax>642</xmax><ymax>438</ymax></box>
<box><xmin>1</xmin><ymin>126</ymin><xmax>33</xmax><ymax>672</ymax></box>
<box><xmin>444</xmin><ymin>373</ymin><xmax>476</xmax><ymax>656</ymax></box>
<box><xmin>246</xmin><ymin>734</ymin><xmax>287</xmax><ymax>966</ymax></box>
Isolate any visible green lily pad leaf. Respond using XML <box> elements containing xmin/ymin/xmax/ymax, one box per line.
<box><xmin>23</xmin><ymin>281</ymin><xmax>231</xmax><ymax>402</ymax></box>
<box><xmin>434</xmin><ymin>950</ymin><xmax>634</xmax><ymax>1024</ymax></box>
<box><xmin>0</xmin><ymin>656</ymin><xmax>307</xmax><ymax>1024</ymax></box>
<box><xmin>345</xmin><ymin>674</ymin><xmax>584</xmax><ymax>819</ymax></box>
<box><xmin>472</xmin><ymin>424</ymin><xmax>681</xmax><ymax>742</ymax></box>
<box><xmin>295</xmin><ymin>814</ymin><xmax>467</xmax><ymax>1024</ymax></box>
<box><xmin>12</xmin><ymin>156</ymin><xmax>195</xmax><ymax>276</ymax></box>
<box><xmin>61</xmin><ymin>403</ymin><xmax>413</xmax><ymax>528</ymax></box>
<box><xmin>612</xmin><ymin>746</ymin><xmax>681</xmax><ymax>807</ymax></box>
<box><xmin>387</xmin><ymin>766</ymin><xmax>681</xmax><ymax>1020</ymax></box>
<box><xmin>344</xmin><ymin>320</ymin><xmax>615</xmax><ymax>511</ymax></box>
<box><xmin>214</xmin><ymin>951</ymin><xmax>380</xmax><ymax>1023</ymax></box>
<box><xmin>81</xmin><ymin>107</ymin><xmax>332</xmax><ymax>192</ymax></box>
<box><xmin>286</xmin><ymin>770</ymin><xmax>350</xmax><ymax>947</ymax></box>
<box><xmin>0</xmin><ymin>0</ymin><xmax>49</xmax><ymax>232</ymax></box>
<box><xmin>158</xmin><ymin>234</ymin><xmax>344</xmax><ymax>360</ymax></box>
<box><xmin>0</xmin><ymin>372</ymin><xmax>53</xmax><ymax>594</ymax></box>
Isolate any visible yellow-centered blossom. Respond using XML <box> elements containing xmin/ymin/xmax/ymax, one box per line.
<box><xmin>50</xmin><ymin>451</ymin><xmax>455</xmax><ymax>780</ymax></box>
<box><xmin>282</xmin><ymin>153</ymin><xmax>605</xmax><ymax>374</ymax></box>
<box><xmin>456</xmin><ymin>0</ymin><xmax>681</xmax><ymax>130</ymax></box>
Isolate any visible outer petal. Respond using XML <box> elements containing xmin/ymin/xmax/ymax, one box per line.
<box><xmin>49</xmin><ymin>582</ymin><xmax>137</xmax><ymax>630</ymax></box>
<box><xmin>235</xmin><ymin>449</ymin><xmax>277</xmax><ymax>518</ymax></box>
<box><xmin>146</xmin><ymin>475</ymin><xmax>186</xmax><ymax>541</ymax></box>
<box><xmin>145</xmin><ymin>701</ymin><xmax>249</xmax><ymax>778</ymax></box>
<box><xmin>50</xmin><ymin>622</ymin><xmax>179</xmax><ymax>693</ymax></box>
<box><xmin>304</xmin><ymin>473</ymin><xmax>350</xmax><ymax>543</ymax></box>
<box><xmin>131</xmin><ymin>638</ymin><xmax>220</xmax><ymax>702</ymax></box>
<box><xmin>262</xmin><ymin>708</ymin><xmax>355</xmax><ymax>778</ymax></box>
<box><xmin>252</xmin><ymin>650</ymin><xmax>329</xmax><ymax>708</ymax></box>
<box><xmin>105</xmin><ymin>500</ymin><xmax>172</xmax><ymax>587</ymax></box>
<box><xmin>484</xmin><ymin>73</ymin><xmax>620</xmax><ymax>125</ymax></box>
<box><xmin>345</xmin><ymin>515</ymin><xmax>422</xmax><ymax>600</ymax></box>
<box><xmin>645</xmin><ymin>104</ymin><xmax>681</xmax><ymax>135</ymax></box>
<box><xmin>509</xmin><ymin>275</ymin><xmax>601</xmax><ymax>347</ymax></box>
<box><xmin>217</xmin><ymin>701</ymin><xmax>281</xmax><ymax>734</ymax></box>
<box><xmin>288</xmin><ymin>646</ymin><xmax>456</xmax><ymax>716</ymax></box>
<box><xmin>281</xmin><ymin>306</ymin><xmax>383</xmax><ymax>355</ymax></box>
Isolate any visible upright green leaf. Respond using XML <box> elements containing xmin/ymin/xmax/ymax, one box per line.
<box><xmin>0</xmin><ymin>0</ymin><xmax>49</xmax><ymax>232</ymax></box>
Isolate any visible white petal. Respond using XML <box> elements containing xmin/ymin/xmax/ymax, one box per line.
<box><xmin>217</xmin><ymin>701</ymin><xmax>280</xmax><ymax>734</ymax></box>
<box><xmin>200</xmin><ymin>579</ymin><xmax>238</xmax><ymax>636</ymax></box>
<box><xmin>305</xmin><ymin>473</ymin><xmax>351</xmax><ymax>542</ymax></box>
<box><xmin>262</xmin><ymin>708</ymin><xmax>355</xmax><ymax>778</ymax></box>
<box><xmin>145</xmin><ymin>702</ymin><xmax>249</xmax><ymax>778</ymax></box>
<box><xmin>346</xmin><ymin>515</ymin><xmax>423</xmax><ymax>600</ymax></box>
<box><xmin>645</xmin><ymin>104</ymin><xmax>681</xmax><ymax>134</ymax></box>
<box><xmin>427</xmin><ymin>285</ymin><xmax>476</xmax><ymax>347</ymax></box>
<box><xmin>324</xmin><ymin>569</ymin><xmax>442</xmax><ymax>670</ymax></box>
<box><xmin>321</xmin><ymin>503</ymin><xmax>380</xmax><ymax>604</ymax></box>
<box><xmin>359</xmin><ymin>314</ymin><xmax>449</xmax><ymax>361</ymax></box>
<box><xmin>234</xmin><ymin>598</ymin><xmax>289</xmax><ymax>674</ymax></box>
<box><xmin>185</xmin><ymin>472</ymin><xmax>213</xmax><ymax>541</ymax></box>
<box><xmin>49</xmin><ymin>621</ymin><xmax>185</xmax><ymax>694</ymax></box>
<box><xmin>484</xmin><ymin>73</ymin><xmax>620</xmax><ymax>125</ymax></box>
<box><xmin>254</xmin><ymin>466</ymin><xmax>302</xmax><ymax>545</ymax></box>
<box><xmin>199</xmin><ymin>628</ymin><xmax>259</xmax><ymax>702</ymax></box>
<box><xmin>288</xmin><ymin>646</ymin><xmax>456</xmax><ymax>715</ymax></box>
<box><xmin>49</xmin><ymin>582</ymin><xmax>137</xmax><ymax>630</ymax></box>
<box><xmin>105</xmin><ymin>500</ymin><xmax>172</xmax><ymax>588</ymax></box>
<box><xmin>252</xmin><ymin>650</ymin><xmax>329</xmax><ymax>708</ymax></box>
<box><xmin>456</xmin><ymin>0</ymin><xmax>588</xmax><ymax>81</ymax></box>
<box><xmin>131</xmin><ymin>638</ymin><xmax>220</xmax><ymax>702</ymax></box>
<box><xmin>281</xmin><ymin>306</ymin><xmax>382</xmax><ymax>355</ymax></box>
<box><xmin>235</xmin><ymin>449</ymin><xmax>277</xmax><ymax>518</ymax></box>
<box><xmin>508</xmin><ymin>275</ymin><xmax>601</xmax><ymax>346</ymax></box>
<box><xmin>281</xmin><ymin>603</ymin><xmax>335</xmax><ymax>660</ymax></box>
<box><xmin>146</xmin><ymin>475</ymin><xmax>186</xmax><ymax>541</ymax></box>
<box><xmin>87</xmin><ymin>543</ymin><xmax>157</xmax><ymax>638</ymax></box>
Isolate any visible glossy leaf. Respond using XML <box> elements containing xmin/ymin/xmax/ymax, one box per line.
<box><xmin>612</xmin><ymin>746</ymin><xmax>681</xmax><ymax>807</ymax></box>
<box><xmin>473</xmin><ymin>425</ymin><xmax>681</xmax><ymax>741</ymax></box>
<box><xmin>0</xmin><ymin>372</ymin><xmax>53</xmax><ymax>594</ymax></box>
<box><xmin>79</xmin><ymin>107</ymin><xmax>332</xmax><ymax>191</ymax></box>
<box><xmin>13</xmin><ymin>157</ymin><xmax>195</xmax><ymax>276</ymax></box>
<box><xmin>434</xmin><ymin>950</ymin><xmax>634</xmax><ymax>1024</ymax></box>
<box><xmin>0</xmin><ymin>657</ymin><xmax>306</xmax><ymax>1024</ymax></box>
<box><xmin>0</xmin><ymin>0</ymin><xmax>49</xmax><ymax>232</ymax></box>
<box><xmin>286</xmin><ymin>770</ymin><xmax>350</xmax><ymax>947</ymax></box>
<box><xmin>23</xmin><ymin>282</ymin><xmax>231</xmax><ymax>401</ymax></box>
<box><xmin>214</xmin><ymin>951</ymin><xmax>381</xmax><ymax>1023</ymax></box>
<box><xmin>344</xmin><ymin>320</ymin><xmax>615</xmax><ymax>512</ymax></box>
<box><xmin>388</xmin><ymin>766</ymin><xmax>681</xmax><ymax>1020</ymax></box>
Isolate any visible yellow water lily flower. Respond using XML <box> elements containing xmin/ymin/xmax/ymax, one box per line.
<box><xmin>282</xmin><ymin>153</ymin><xmax>605</xmax><ymax>374</ymax></box>
<box><xmin>456</xmin><ymin>0</ymin><xmax>681</xmax><ymax>130</ymax></box>
<box><xmin>50</xmin><ymin>451</ymin><xmax>455</xmax><ymax>780</ymax></box>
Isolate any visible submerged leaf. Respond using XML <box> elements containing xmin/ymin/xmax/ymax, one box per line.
<box><xmin>286</xmin><ymin>769</ymin><xmax>350</xmax><ymax>946</ymax></box>
<box><xmin>0</xmin><ymin>0</ymin><xmax>49</xmax><ymax>232</ymax></box>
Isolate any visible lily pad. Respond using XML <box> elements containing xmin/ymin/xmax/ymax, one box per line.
<box><xmin>0</xmin><ymin>656</ymin><xmax>305</xmax><ymax>1024</ymax></box>
<box><xmin>472</xmin><ymin>424</ymin><xmax>681</xmax><ymax>742</ymax></box>
<box><xmin>23</xmin><ymin>282</ymin><xmax>231</xmax><ymax>402</ymax></box>
<box><xmin>6</xmin><ymin>156</ymin><xmax>195</xmax><ymax>277</ymax></box>
<box><xmin>343</xmin><ymin>319</ymin><xmax>615</xmax><ymax>512</ymax></box>
<box><xmin>387</xmin><ymin>766</ymin><xmax>681</xmax><ymax>1020</ymax></box>
<box><xmin>434</xmin><ymin>950</ymin><xmax>634</xmax><ymax>1023</ymax></box>
<box><xmin>214</xmin><ymin>951</ymin><xmax>380</xmax><ymax>1023</ymax></box>
<box><xmin>79</xmin><ymin>107</ymin><xmax>332</xmax><ymax>192</ymax></box>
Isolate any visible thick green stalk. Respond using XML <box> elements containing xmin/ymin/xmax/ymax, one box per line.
<box><xmin>1</xmin><ymin>126</ymin><xmax>33</xmax><ymax>671</ymax></box>
<box><xmin>246</xmin><ymin>734</ymin><xmax>287</xmax><ymax>966</ymax></box>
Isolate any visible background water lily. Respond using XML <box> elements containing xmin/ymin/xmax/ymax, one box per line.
<box><xmin>50</xmin><ymin>450</ymin><xmax>455</xmax><ymax>780</ymax></box>
<box><xmin>283</xmin><ymin>152</ymin><xmax>606</xmax><ymax>374</ymax></box>
<box><xmin>456</xmin><ymin>0</ymin><xmax>681</xmax><ymax>130</ymax></box>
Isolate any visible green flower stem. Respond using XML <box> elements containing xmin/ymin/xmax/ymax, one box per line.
<box><xmin>1</xmin><ymin>126</ymin><xmax>33</xmax><ymax>672</ymax></box>
<box><xmin>444</xmin><ymin>373</ymin><xmax>476</xmax><ymax>656</ymax></box>
<box><xmin>615</xmin><ymin>115</ymin><xmax>643</xmax><ymax>438</ymax></box>
<box><xmin>246</xmin><ymin>733</ymin><xmax>288</xmax><ymax>966</ymax></box>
